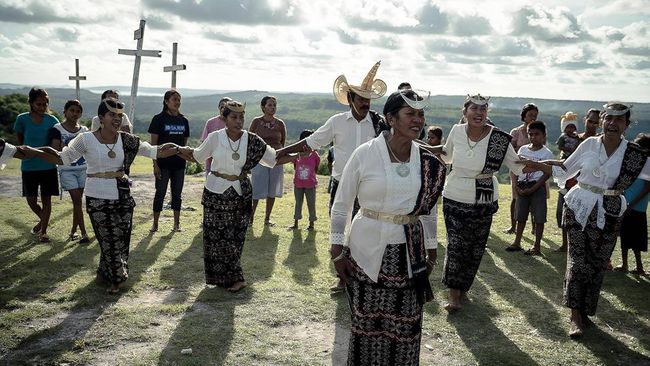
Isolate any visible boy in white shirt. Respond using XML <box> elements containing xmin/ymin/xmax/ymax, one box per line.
<box><xmin>506</xmin><ymin>121</ymin><xmax>555</xmax><ymax>255</ymax></box>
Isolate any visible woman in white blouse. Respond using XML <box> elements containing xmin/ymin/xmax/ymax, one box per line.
<box><xmin>10</xmin><ymin>98</ymin><xmax>181</xmax><ymax>294</ymax></box>
<box><xmin>178</xmin><ymin>100</ymin><xmax>295</xmax><ymax>293</ymax></box>
<box><xmin>440</xmin><ymin>94</ymin><xmax>526</xmax><ymax>312</ymax></box>
<box><xmin>520</xmin><ymin>102</ymin><xmax>650</xmax><ymax>338</ymax></box>
<box><xmin>330</xmin><ymin>90</ymin><xmax>446</xmax><ymax>365</ymax></box>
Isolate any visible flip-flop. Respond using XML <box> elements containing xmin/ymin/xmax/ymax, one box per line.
<box><xmin>68</xmin><ymin>233</ymin><xmax>80</xmax><ymax>241</ymax></box>
<box><xmin>505</xmin><ymin>245</ymin><xmax>523</xmax><ymax>252</ymax></box>
<box><xmin>79</xmin><ymin>236</ymin><xmax>90</xmax><ymax>244</ymax></box>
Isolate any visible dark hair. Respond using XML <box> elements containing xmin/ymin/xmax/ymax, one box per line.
<box><xmin>260</xmin><ymin>95</ymin><xmax>276</xmax><ymax>107</ymax></box>
<box><xmin>101</xmin><ymin>89</ymin><xmax>119</xmax><ymax>100</ymax></box>
<box><xmin>97</xmin><ymin>98</ymin><xmax>125</xmax><ymax>117</ymax></box>
<box><xmin>427</xmin><ymin>126</ymin><xmax>443</xmax><ymax>139</ymax></box>
<box><xmin>397</xmin><ymin>82</ymin><xmax>412</xmax><ymax>90</ymax></box>
<box><xmin>28</xmin><ymin>87</ymin><xmax>49</xmax><ymax>111</ymax></box>
<box><xmin>383</xmin><ymin>90</ymin><xmax>422</xmax><ymax>117</ymax></box>
<box><xmin>299</xmin><ymin>129</ymin><xmax>314</xmax><ymax>140</ymax></box>
<box><xmin>520</xmin><ymin>103</ymin><xmax>539</xmax><ymax>122</ymax></box>
<box><xmin>162</xmin><ymin>89</ymin><xmax>181</xmax><ymax>113</ymax></box>
<box><xmin>586</xmin><ymin>108</ymin><xmax>600</xmax><ymax>118</ymax></box>
<box><xmin>64</xmin><ymin>99</ymin><xmax>83</xmax><ymax>113</ymax></box>
<box><xmin>634</xmin><ymin>133</ymin><xmax>650</xmax><ymax>151</ymax></box>
<box><xmin>527</xmin><ymin>120</ymin><xmax>546</xmax><ymax>134</ymax></box>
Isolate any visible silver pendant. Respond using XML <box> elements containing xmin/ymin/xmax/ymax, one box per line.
<box><xmin>107</xmin><ymin>150</ymin><xmax>116</xmax><ymax>159</ymax></box>
<box><xmin>396</xmin><ymin>163</ymin><xmax>410</xmax><ymax>177</ymax></box>
<box><xmin>466</xmin><ymin>149</ymin><xmax>475</xmax><ymax>158</ymax></box>
<box><xmin>232</xmin><ymin>152</ymin><xmax>240</xmax><ymax>161</ymax></box>
<box><xmin>592</xmin><ymin>167</ymin><xmax>601</xmax><ymax>178</ymax></box>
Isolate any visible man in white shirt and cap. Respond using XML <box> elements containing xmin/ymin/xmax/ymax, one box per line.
<box><xmin>276</xmin><ymin>61</ymin><xmax>388</xmax><ymax>292</ymax></box>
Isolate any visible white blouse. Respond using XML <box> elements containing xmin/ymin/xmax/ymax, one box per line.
<box><xmin>193</xmin><ymin>129</ymin><xmax>276</xmax><ymax>195</ymax></box>
<box><xmin>553</xmin><ymin>136</ymin><xmax>650</xmax><ymax>229</ymax></box>
<box><xmin>441</xmin><ymin>124</ymin><xmax>524</xmax><ymax>204</ymax></box>
<box><xmin>60</xmin><ymin>132</ymin><xmax>158</xmax><ymax>200</ymax></box>
<box><xmin>331</xmin><ymin>135</ymin><xmax>438</xmax><ymax>282</ymax></box>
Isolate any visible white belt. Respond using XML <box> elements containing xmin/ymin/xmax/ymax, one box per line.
<box><xmin>359</xmin><ymin>208</ymin><xmax>419</xmax><ymax>225</ymax></box>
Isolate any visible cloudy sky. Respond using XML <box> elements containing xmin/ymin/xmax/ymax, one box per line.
<box><xmin>1</xmin><ymin>0</ymin><xmax>649</xmax><ymax>102</ymax></box>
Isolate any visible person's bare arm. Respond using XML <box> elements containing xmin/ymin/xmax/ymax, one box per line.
<box><xmin>151</xmin><ymin>133</ymin><xmax>161</xmax><ymax>179</ymax></box>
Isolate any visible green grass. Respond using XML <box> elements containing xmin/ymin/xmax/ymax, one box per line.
<box><xmin>1</xmin><ymin>178</ymin><xmax>649</xmax><ymax>365</ymax></box>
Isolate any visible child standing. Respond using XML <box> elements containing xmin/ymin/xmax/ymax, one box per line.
<box><xmin>616</xmin><ymin>133</ymin><xmax>650</xmax><ymax>274</ymax></box>
<box><xmin>50</xmin><ymin>100</ymin><xmax>90</xmax><ymax>243</ymax></box>
<box><xmin>554</xmin><ymin>111</ymin><xmax>583</xmax><ymax>252</ymax></box>
<box><xmin>289</xmin><ymin>130</ymin><xmax>320</xmax><ymax>231</ymax></box>
<box><xmin>506</xmin><ymin>121</ymin><xmax>555</xmax><ymax>255</ymax></box>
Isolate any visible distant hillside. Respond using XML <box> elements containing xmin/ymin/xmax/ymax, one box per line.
<box><xmin>0</xmin><ymin>86</ymin><xmax>647</xmax><ymax>149</ymax></box>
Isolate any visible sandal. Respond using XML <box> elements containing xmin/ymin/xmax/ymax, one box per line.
<box><xmin>264</xmin><ymin>221</ymin><xmax>275</xmax><ymax>227</ymax></box>
<box><xmin>79</xmin><ymin>236</ymin><xmax>90</xmax><ymax>244</ymax></box>
<box><xmin>171</xmin><ymin>227</ymin><xmax>183</xmax><ymax>232</ymax></box>
<box><xmin>503</xmin><ymin>227</ymin><xmax>515</xmax><ymax>234</ymax></box>
<box><xmin>505</xmin><ymin>245</ymin><xmax>523</xmax><ymax>252</ymax></box>
<box><xmin>524</xmin><ymin>249</ymin><xmax>541</xmax><ymax>256</ymax></box>
<box><xmin>68</xmin><ymin>233</ymin><xmax>80</xmax><ymax>241</ymax></box>
<box><xmin>30</xmin><ymin>224</ymin><xmax>41</xmax><ymax>235</ymax></box>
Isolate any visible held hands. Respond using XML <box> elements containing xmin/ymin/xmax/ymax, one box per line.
<box><xmin>177</xmin><ymin>147</ymin><xmax>197</xmax><ymax>163</ymax></box>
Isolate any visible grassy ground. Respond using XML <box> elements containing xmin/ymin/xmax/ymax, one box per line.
<box><xmin>0</xmin><ymin>166</ymin><xmax>649</xmax><ymax>365</ymax></box>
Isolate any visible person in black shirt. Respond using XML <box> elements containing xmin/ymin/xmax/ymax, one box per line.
<box><xmin>148</xmin><ymin>90</ymin><xmax>190</xmax><ymax>232</ymax></box>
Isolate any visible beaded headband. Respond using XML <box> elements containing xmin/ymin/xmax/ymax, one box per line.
<box><xmin>466</xmin><ymin>94</ymin><xmax>490</xmax><ymax>106</ymax></box>
<box><xmin>602</xmin><ymin>102</ymin><xmax>631</xmax><ymax>116</ymax></box>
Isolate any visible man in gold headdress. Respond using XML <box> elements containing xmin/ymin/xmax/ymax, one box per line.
<box><xmin>276</xmin><ymin>61</ymin><xmax>388</xmax><ymax>293</ymax></box>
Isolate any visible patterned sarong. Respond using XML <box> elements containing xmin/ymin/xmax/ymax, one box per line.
<box><xmin>346</xmin><ymin>244</ymin><xmax>422</xmax><ymax>366</ymax></box>
<box><xmin>442</xmin><ymin>198</ymin><xmax>498</xmax><ymax>291</ymax></box>
<box><xmin>563</xmin><ymin>206</ymin><xmax>620</xmax><ymax>316</ymax></box>
<box><xmin>202</xmin><ymin>187</ymin><xmax>249</xmax><ymax>287</ymax></box>
<box><xmin>87</xmin><ymin>196</ymin><xmax>135</xmax><ymax>284</ymax></box>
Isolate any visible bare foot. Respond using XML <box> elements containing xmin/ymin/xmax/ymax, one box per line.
<box><xmin>569</xmin><ymin>318</ymin><xmax>584</xmax><ymax>338</ymax></box>
<box><xmin>227</xmin><ymin>281</ymin><xmax>247</xmax><ymax>293</ymax></box>
<box><xmin>31</xmin><ymin>222</ymin><xmax>42</xmax><ymax>235</ymax></box>
<box><xmin>444</xmin><ymin>302</ymin><xmax>462</xmax><ymax>312</ymax></box>
<box><xmin>149</xmin><ymin>225</ymin><xmax>158</xmax><ymax>233</ymax></box>
<box><xmin>107</xmin><ymin>283</ymin><xmax>120</xmax><ymax>294</ymax></box>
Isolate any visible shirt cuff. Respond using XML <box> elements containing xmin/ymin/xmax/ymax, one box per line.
<box><xmin>330</xmin><ymin>232</ymin><xmax>346</xmax><ymax>246</ymax></box>
<box><xmin>424</xmin><ymin>237</ymin><xmax>438</xmax><ymax>249</ymax></box>
<box><xmin>0</xmin><ymin>143</ymin><xmax>16</xmax><ymax>170</ymax></box>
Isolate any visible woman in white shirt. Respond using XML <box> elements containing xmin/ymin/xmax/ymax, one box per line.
<box><xmin>520</xmin><ymin>102</ymin><xmax>650</xmax><ymax>338</ymax></box>
<box><xmin>330</xmin><ymin>90</ymin><xmax>446</xmax><ymax>366</ymax></box>
<box><xmin>8</xmin><ymin>98</ymin><xmax>181</xmax><ymax>294</ymax></box>
<box><xmin>178</xmin><ymin>101</ymin><xmax>295</xmax><ymax>293</ymax></box>
<box><xmin>440</xmin><ymin>94</ymin><xmax>526</xmax><ymax>312</ymax></box>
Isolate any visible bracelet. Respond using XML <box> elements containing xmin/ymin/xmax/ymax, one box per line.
<box><xmin>331</xmin><ymin>251</ymin><xmax>346</xmax><ymax>263</ymax></box>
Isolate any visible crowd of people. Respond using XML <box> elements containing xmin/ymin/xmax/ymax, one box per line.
<box><xmin>0</xmin><ymin>61</ymin><xmax>649</xmax><ymax>365</ymax></box>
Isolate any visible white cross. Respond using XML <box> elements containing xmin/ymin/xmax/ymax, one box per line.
<box><xmin>163</xmin><ymin>42</ymin><xmax>187</xmax><ymax>89</ymax></box>
<box><xmin>118</xmin><ymin>19</ymin><xmax>162</xmax><ymax>124</ymax></box>
<box><xmin>68</xmin><ymin>58</ymin><xmax>86</xmax><ymax>101</ymax></box>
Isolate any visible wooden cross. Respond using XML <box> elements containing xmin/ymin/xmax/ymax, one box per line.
<box><xmin>118</xmin><ymin>19</ymin><xmax>162</xmax><ymax>124</ymax></box>
<box><xmin>163</xmin><ymin>42</ymin><xmax>186</xmax><ymax>88</ymax></box>
<box><xmin>68</xmin><ymin>58</ymin><xmax>86</xmax><ymax>101</ymax></box>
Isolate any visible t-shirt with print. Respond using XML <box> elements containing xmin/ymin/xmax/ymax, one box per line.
<box><xmin>13</xmin><ymin>112</ymin><xmax>59</xmax><ymax>171</ymax></box>
<box><xmin>517</xmin><ymin>144</ymin><xmax>555</xmax><ymax>182</ymax></box>
<box><xmin>293</xmin><ymin>151</ymin><xmax>320</xmax><ymax>189</ymax></box>
<box><xmin>50</xmin><ymin>123</ymin><xmax>89</xmax><ymax>170</ymax></box>
<box><xmin>556</xmin><ymin>133</ymin><xmax>580</xmax><ymax>159</ymax></box>
<box><xmin>148</xmin><ymin>111</ymin><xmax>190</xmax><ymax>170</ymax></box>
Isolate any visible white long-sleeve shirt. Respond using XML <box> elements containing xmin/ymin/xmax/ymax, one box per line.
<box><xmin>441</xmin><ymin>124</ymin><xmax>524</xmax><ymax>203</ymax></box>
<box><xmin>330</xmin><ymin>135</ymin><xmax>438</xmax><ymax>282</ymax></box>
<box><xmin>60</xmin><ymin>132</ymin><xmax>158</xmax><ymax>200</ymax></box>
<box><xmin>305</xmin><ymin>111</ymin><xmax>376</xmax><ymax>181</ymax></box>
<box><xmin>192</xmin><ymin>129</ymin><xmax>276</xmax><ymax>195</ymax></box>
<box><xmin>553</xmin><ymin>136</ymin><xmax>650</xmax><ymax>229</ymax></box>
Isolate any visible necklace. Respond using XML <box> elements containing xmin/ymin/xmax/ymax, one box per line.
<box><xmin>385</xmin><ymin>136</ymin><xmax>410</xmax><ymax>177</ymax></box>
<box><xmin>261</xmin><ymin>117</ymin><xmax>276</xmax><ymax>129</ymax></box>
<box><xmin>465</xmin><ymin>125</ymin><xmax>487</xmax><ymax>158</ymax></box>
<box><xmin>100</xmin><ymin>129</ymin><xmax>118</xmax><ymax>158</ymax></box>
<box><xmin>227</xmin><ymin>133</ymin><xmax>242</xmax><ymax>160</ymax></box>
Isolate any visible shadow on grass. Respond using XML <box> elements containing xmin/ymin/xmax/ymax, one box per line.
<box><xmin>283</xmin><ymin>229</ymin><xmax>318</xmax><ymax>285</ymax></box>
<box><xmin>244</xmin><ymin>225</ymin><xmax>279</xmax><ymax>284</ymax></box>
<box><xmin>446</xmin><ymin>279</ymin><xmax>541</xmax><ymax>366</ymax></box>
<box><xmin>158</xmin><ymin>287</ymin><xmax>253</xmax><ymax>365</ymax></box>
<box><xmin>331</xmin><ymin>291</ymin><xmax>350</xmax><ymax>365</ymax></box>
<box><xmin>159</xmin><ymin>231</ymin><xmax>204</xmax><ymax>303</ymax></box>
<box><xmin>573</xmin><ymin>318</ymin><xmax>650</xmax><ymax>365</ymax></box>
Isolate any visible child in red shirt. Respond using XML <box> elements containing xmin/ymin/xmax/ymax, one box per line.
<box><xmin>290</xmin><ymin>130</ymin><xmax>320</xmax><ymax>230</ymax></box>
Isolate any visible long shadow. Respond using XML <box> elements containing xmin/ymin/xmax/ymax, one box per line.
<box><xmin>597</xmin><ymin>286</ymin><xmax>650</xmax><ymax>353</ymax></box>
<box><xmin>480</xmin><ymin>249</ymin><xmax>566</xmax><ymax>339</ymax></box>
<box><xmin>159</xmin><ymin>231</ymin><xmax>204</xmax><ymax>304</ymax></box>
<box><xmin>331</xmin><ymin>291</ymin><xmax>350</xmax><ymax>365</ymax></box>
<box><xmin>158</xmin><ymin>287</ymin><xmax>253</xmax><ymax>365</ymax></box>
<box><xmin>574</xmin><ymin>316</ymin><xmax>650</xmax><ymax>365</ymax></box>
<box><xmin>243</xmin><ymin>225</ymin><xmax>280</xmax><ymax>283</ymax></box>
<box><xmin>283</xmin><ymin>229</ymin><xmax>318</xmax><ymax>285</ymax></box>
<box><xmin>447</xmin><ymin>279</ymin><xmax>540</xmax><ymax>366</ymax></box>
